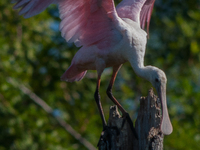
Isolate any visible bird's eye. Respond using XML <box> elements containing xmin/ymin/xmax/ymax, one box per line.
<box><xmin>155</xmin><ymin>78</ymin><xmax>159</xmax><ymax>82</ymax></box>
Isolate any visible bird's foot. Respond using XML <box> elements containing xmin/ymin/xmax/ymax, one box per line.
<box><xmin>121</xmin><ymin>112</ymin><xmax>138</xmax><ymax>140</ymax></box>
<box><xmin>97</xmin><ymin>126</ymin><xmax>120</xmax><ymax>148</ymax></box>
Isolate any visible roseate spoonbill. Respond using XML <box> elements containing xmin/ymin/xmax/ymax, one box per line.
<box><xmin>12</xmin><ymin>0</ymin><xmax>173</xmax><ymax>136</ymax></box>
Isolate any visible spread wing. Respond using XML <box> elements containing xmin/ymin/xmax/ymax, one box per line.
<box><xmin>58</xmin><ymin>0</ymin><xmax>122</xmax><ymax>49</ymax></box>
<box><xmin>12</xmin><ymin>0</ymin><xmax>122</xmax><ymax>49</ymax></box>
<box><xmin>140</xmin><ymin>0</ymin><xmax>155</xmax><ymax>32</ymax></box>
<box><xmin>12</xmin><ymin>0</ymin><xmax>57</xmax><ymax>18</ymax></box>
<box><xmin>116</xmin><ymin>0</ymin><xmax>155</xmax><ymax>32</ymax></box>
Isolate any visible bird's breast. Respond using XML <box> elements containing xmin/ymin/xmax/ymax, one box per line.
<box><xmin>96</xmin><ymin>47</ymin><xmax>127</xmax><ymax>68</ymax></box>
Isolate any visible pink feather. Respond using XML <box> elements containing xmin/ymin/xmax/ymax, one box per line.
<box><xmin>116</xmin><ymin>0</ymin><xmax>144</xmax><ymax>23</ymax></box>
<box><xmin>13</xmin><ymin>0</ymin><xmax>57</xmax><ymax>18</ymax></box>
<box><xmin>140</xmin><ymin>0</ymin><xmax>155</xmax><ymax>33</ymax></box>
<box><xmin>116</xmin><ymin>0</ymin><xmax>155</xmax><ymax>33</ymax></box>
<box><xmin>12</xmin><ymin>0</ymin><xmax>156</xmax><ymax>44</ymax></box>
<box><xmin>58</xmin><ymin>0</ymin><xmax>121</xmax><ymax>49</ymax></box>
<box><xmin>61</xmin><ymin>63</ymin><xmax>87</xmax><ymax>82</ymax></box>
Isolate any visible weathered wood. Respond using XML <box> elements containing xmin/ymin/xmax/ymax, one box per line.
<box><xmin>135</xmin><ymin>88</ymin><xmax>164</xmax><ymax>150</ymax></box>
<box><xmin>98</xmin><ymin>105</ymin><xmax>137</xmax><ymax>150</ymax></box>
<box><xmin>98</xmin><ymin>88</ymin><xmax>164</xmax><ymax>150</ymax></box>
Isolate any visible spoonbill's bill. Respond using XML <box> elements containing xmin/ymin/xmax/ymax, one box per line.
<box><xmin>12</xmin><ymin>0</ymin><xmax>173</xmax><ymax>136</ymax></box>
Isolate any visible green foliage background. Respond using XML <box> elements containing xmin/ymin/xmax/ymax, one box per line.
<box><xmin>0</xmin><ymin>0</ymin><xmax>200</xmax><ymax>149</ymax></box>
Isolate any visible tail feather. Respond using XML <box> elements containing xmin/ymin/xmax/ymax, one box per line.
<box><xmin>61</xmin><ymin>64</ymin><xmax>87</xmax><ymax>82</ymax></box>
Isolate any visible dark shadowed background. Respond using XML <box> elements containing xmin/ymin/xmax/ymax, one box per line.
<box><xmin>0</xmin><ymin>0</ymin><xmax>200</xmax><ymax>149</ymax></box>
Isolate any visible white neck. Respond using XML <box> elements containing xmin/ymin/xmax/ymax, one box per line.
<box><xmin>128</xmin><ymin>58</ymin><xmax>152</xmax><ymax>82</ymax></box>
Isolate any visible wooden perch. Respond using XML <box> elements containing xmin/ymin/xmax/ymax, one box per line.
<box><xmin>98</xmin><ymin>88</ymin><xmax>164</xmax><ymax>150</ymax></box>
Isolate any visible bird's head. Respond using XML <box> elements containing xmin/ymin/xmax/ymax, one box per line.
<box><xmin>145</xmin><ymin>66</ymin><xmax>173</xmax><ymax>135</ymax></box>
<box><xmin>146</xmin><ymin>66</ymin><xmax>167</xmax><ymax>88</ymax></box>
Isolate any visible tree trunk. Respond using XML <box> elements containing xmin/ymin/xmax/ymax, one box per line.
<box><xmin>98</xmin><ymin>88</ymin><xmax>164</xmax><ymax>150</ymax></box>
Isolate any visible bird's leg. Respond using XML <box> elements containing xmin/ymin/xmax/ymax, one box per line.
<box><xmin>106</xmin><ymin>65</ymin><xmax>138</xmax><ymax>139</ymax></box>
<box><xmin>94</xmin><ymin>76</ymin><xmax>107</xmax><ymax>128</ymax></box>
<box><xmin>95</xmin><ymin>75</ymin><xmax>112</xmax><ymax>147</ymax></box>
<box><xmin>106</xmin><ymin>65</ymin><xmax>126</xmax><ymax>114</ymax></box>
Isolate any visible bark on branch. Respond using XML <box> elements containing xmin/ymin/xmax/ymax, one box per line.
<box><xmin>98</xmin><ymin>88</ymin><xmax>164</xmax><ymax>150</ymax></box>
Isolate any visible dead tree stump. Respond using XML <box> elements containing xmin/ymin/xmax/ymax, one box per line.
<box><xmin>98</xmin><ymin>88</ymin><xmax>164</xmax><ymax>150</ymax></box>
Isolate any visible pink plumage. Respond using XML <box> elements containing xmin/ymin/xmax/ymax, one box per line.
<box><xmin>58</xmin><ymin>0</ymin><xmax>120</xmax><ymax>49</ymax></box>
<box><xmin>61</xmin><ymin>63</ymin><xmax>87</xmax><ymax>82</ymax></box>
<box><xmin>116</xmin><ymin>0</ymin><xmax>144</xmax><ymax>23</ymax></box>
<box><xmin>12</xmin><ymin>0</ymin><xmax>156</xmax><ymax>80</ymax></box>
<box><xmin>12</xmin><ymin>0</ymin><xmax>173</xmax><ymax>136</ymax></box>
<box><xmin>11</xmin><ymin>0</ymin><xmax>156</xmax><ymax>82</ymax></box>
<box><xmin>13</xmin><ymin>0</ymin><xmax>155</xmax><ymax>38</ymax></box>
<box><xmin>140</xmin><ymin>0</ymin><xmax>155</xmax><ymax>33</ymax></box>
<box><xmin>13</xmin><ymin>0</ymin><xmax>56</xmax><ymax>18</ymax></box>
<box><xmin>116</xmin><ymin>0</ymin><xmax>155</xmax><ymax>33</ymax></box>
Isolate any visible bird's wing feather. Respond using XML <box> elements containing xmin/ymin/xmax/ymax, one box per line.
<box><xmin>140</xmin><ymin>0</ymin><xmax>155</xmax><ymax>32</ymax></box>
<box><xmin>58</xmin><ymin>0</ymin><xmax>122</xmax><ymax>49</ymax></box>
<box><xmin>12</xmin><ymin>0</ymin><xmax>57</xmax><ymax>18</ymax></box>
<box><xmin>116</xmin><ymin>0</ymin><xmax>144</xmax><ymax>23</ymax></box>
<box><xmin>116</xmin><ymin>0</ymin><xmax>155</xmax><ymax>32</ymax></box>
